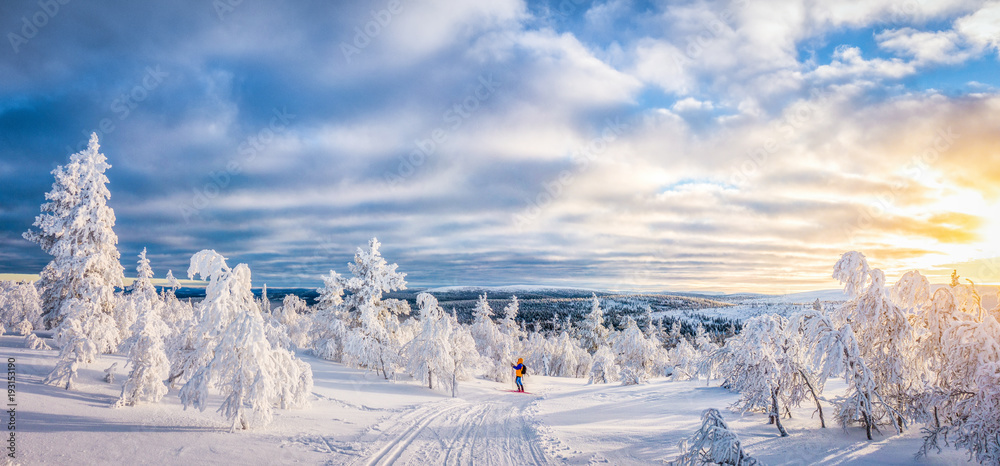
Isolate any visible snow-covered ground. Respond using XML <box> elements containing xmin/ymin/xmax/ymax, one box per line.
<box><xmin>5</xmin><ymin>334</ymin><xmax>972</xmax><ymax>465</ymax></box>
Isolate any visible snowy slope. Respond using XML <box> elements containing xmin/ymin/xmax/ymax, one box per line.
<box><xmin>6</xmin><ymin>334</ymin><xmax>972</xmax><ymax>465</ymax></box>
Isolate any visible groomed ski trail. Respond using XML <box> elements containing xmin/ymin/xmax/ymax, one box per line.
<box><xmin>347</xmin><ymin>391</ymin><xmax>548</xmax><ymax>466</ymax></box>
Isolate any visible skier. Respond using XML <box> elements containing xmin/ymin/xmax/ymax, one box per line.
<box><xmin>511</xmin><ymin>358</ymin><xmax>526</xmax><ymax>392</ymax></box>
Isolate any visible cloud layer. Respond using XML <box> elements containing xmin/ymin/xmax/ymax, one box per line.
<box><xmin>2</xmin><ymin>0</ymin><xmax>999</xmax><ymax>292</ymax></box>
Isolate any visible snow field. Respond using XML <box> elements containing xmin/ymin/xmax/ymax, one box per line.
<box><xmin>6</xmin><ymin>332</ymin><xmax>974</xmax><ymax>465</ymax></box>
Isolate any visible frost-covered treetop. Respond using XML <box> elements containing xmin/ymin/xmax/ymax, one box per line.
<box><xmin>188</xmin><ymin>249</ymin><xmax>255</xmax><ymax>327</ymax></box>
<box><xmin>344</xmin><ymin>237</ymin><xmax>406</xmax><ymax>307</ymax></box>
<box><xmin>131</xmin><ymin>248</ymin><xmax>158</xmax><ymax>301</ymax></box>
<box><xmin>833</xmin><ymin>251</ymin><xmax>870</xmax><ymax>299</ymax></box>
<box><xmin>316</xmin><ymin>270</ymin><xmax>345</xmax><ymax>311</ymax></box>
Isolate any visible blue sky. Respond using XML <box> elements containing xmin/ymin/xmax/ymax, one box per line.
<box><xmin>2</xmin><ymin>0</ymin><xmax>1000</xmax><ymax>292</ymax></box>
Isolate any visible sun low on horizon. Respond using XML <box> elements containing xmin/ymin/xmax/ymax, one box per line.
<box><xmin>2</xmin><ymin>0</ymin><xmax>1000</xmax><ymax>295</ymax></box>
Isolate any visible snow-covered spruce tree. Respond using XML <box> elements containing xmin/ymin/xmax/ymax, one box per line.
<box><xmin>501</xmin><ymin>295</ymin><xmax>524</xmax><ymax>343</ymax></box>
<box><xmin>470</xmin><ymin>293</ymin><xmax>510</xmax><ymax>382</ymax></box>
<box><xmin>336</xmin><ymin>238</ymin><xmax>409</xmax><ymax>379</ymax></box>
<box><xmin>116</xmin><ymin>248</ymin><xmax>162</xmax><ymax>350</ymax></box>
<box><xmin>0</xmin><ymin>281</ymin><xmax>43</xmax><ymax>330</ymax></box>
<box><xmin>671</xmin><ymin>408</ymin><xmax>759</xmax><ymax>466</ymax></box>
<box><xmin>614</xmin><ymin>317</ymin><xmax>659</xmax><ymax>385</ymax></box>
<box><xmin>588</xmin><ymin>345</ymin><xmax>620</xmax><ymax>384</ymax></box>
<box><xmin>24</xmin><ymin>133</ymin><xmax>124</xmax><ymax>331</ymax></box>
<box><xmin>178</xmin><ymin>250</ymin><xmax>312</xmax><ymax>431</ymax></box>
<box><xmin>311</xmin><ymin>270</ymin><xmax>348</xmax><ymax>361</ymax></box>
<box><xmin>834</xmin><ymin>252</ymin><xmax>915</xmax><ymax>431</ymax></box>
<box><xmin>579</xmin><ymin>293</ymin><xmax>609</xmax><ymax>354</ymax></box>
<box><xmin>24</xmin><ymin>135</ymin><xmax>124</xmax><ymax>389</ymax></box>
<box><xmin>403</xmin><ymin>293</ymin><xmax>453</xmax><ymax>392</ymax></box>
<box><xmin>115</xmin><ymin>296</ymin><xmax>170</xmax><ymax>407</ymax></box>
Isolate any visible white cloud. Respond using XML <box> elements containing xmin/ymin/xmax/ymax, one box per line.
<box><xmin>877</xmin><ymin>28</ymin><xmax>975</xmax><ymax>65</ymax></box>
<box><xmin>955</xmin><ymin>2</ymin><xmax>1000</xmax><ymax>56</ymax></box>
<box><xmin>809</xmin><ymin>46</ymin><xmax>916</xmax><ymax>82</ymax></box>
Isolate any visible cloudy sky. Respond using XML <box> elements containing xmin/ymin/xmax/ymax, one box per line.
<box><xmin>2</xmin><ymin>0</ymin><xmax>1000</xmax><ymax>293</ymax></box>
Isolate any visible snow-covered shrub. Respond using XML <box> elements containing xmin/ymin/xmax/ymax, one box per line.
<box><xmin>273</xmin><ymin>294</ymin><xmax>312</xmax><ymax>349</ymax></box>
<box><xmin>550</xmin><ymin>331</ymin><xmax>591</xmax><ymax>378</ymax></box>
<box><xmin>24</xmin><ymin>333</ymin><xmax>51</xmax><ymax>350</ymax></box>
<box><xmin>0</xmin><ymin>281</ymin><xmax>43</xmax><ymax>329</ymax></box>
<box><xmin>614</xmin><ymin>317</ymin><xmax>659</xmax><ymax>385</ymax></box>
<box><xmin>12</xmin><ymin>319</ymin><xmax>33</xmax><ymax>336</ymax></box>
<box><xmin>403</xmin><ymin>293</ymin><xmax>454</xmax><ymax>392</ymax></box>
<box><xmin>669</xmin><ymin>338</ymin><xmax>701</xmax><ymax>381</ymax></box>
<box><xmin>115</xmin><ymin>248</ymin><xmax>163</xmax><ymax>351</ymax></box>
<box><xmin>671</xmin><ymin>408</ymin><xmax>759</xmax><ymax>466</ymax></box>
<box><xmin>178</xmin><ymin>250</ymin><xmax>313</xmax><ymax>431</ymax></box>
<box><xmin>588</xmin><ymin>345</ymin><xmax>619</xmax><ymax>384</ymax></box>
<box><xmin>446</xmin><ymin>310</ymin><xmax>481</xmax><ymax>397</ymax></box>
<box><xmin>523</xmin><ymin>330</ymin><xmax>555</xmax><ymax>376</ymax></box>
<box><xmin>311</xmin><ymin>270</ymin><xmax>348</xmax><ymax>361</ymax></box>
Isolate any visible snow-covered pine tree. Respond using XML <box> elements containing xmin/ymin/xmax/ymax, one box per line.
<box><xmin>311</xmin><ymin>270</ymin><xmax>348</xmax><ymax>361</ymax></box>
<box><xmin>579</xmin><ymin>293</ymin><xmax>609</xmax><ymax>354</ymax></box>
<box><xmin>403</xmin><ymin>293</ymin><xmax>453</xmax><ymax>391</ymax></box>
<box><xmin>336</xmin><ymin>238</ymin><xmax>409</xmax><ymax>379</ymax></box>
<box><xmin>116</xmin><ymin>248</ymin><xmax>162</xmax><ymax>349</ymax></box>
<box><xmin>470</xmin><ymin>293</ymin><xmax>509</xmax><ymax>382</ymax></box>
<box><xmin>115</xmin><ymin>296</ymin><xmax>170</xmax><ymax>407</ymax></box>
<box><xmin>501</xmin><ymin>295</ymin><xmax>524</xmax><ymax>342</ymax></box>
<box><xmin>24</xmin><ymin>133</ymin><xmax>124</xmax><ymax>331</ymax></box>
<box><xmin>25</xmin><ymin>135</ymin><xmax>124</xmax><ymax>389</ymax></box>
<box><xmin>178</xmin><ymin>250</ymin><xmax>312</xmax><ymax>431</ymax></box>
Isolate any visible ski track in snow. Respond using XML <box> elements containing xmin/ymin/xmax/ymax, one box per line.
<box><xmin>298</xmin><ymin>394</ymin><xmax>549</xmax><ymax>466</ymax></box>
